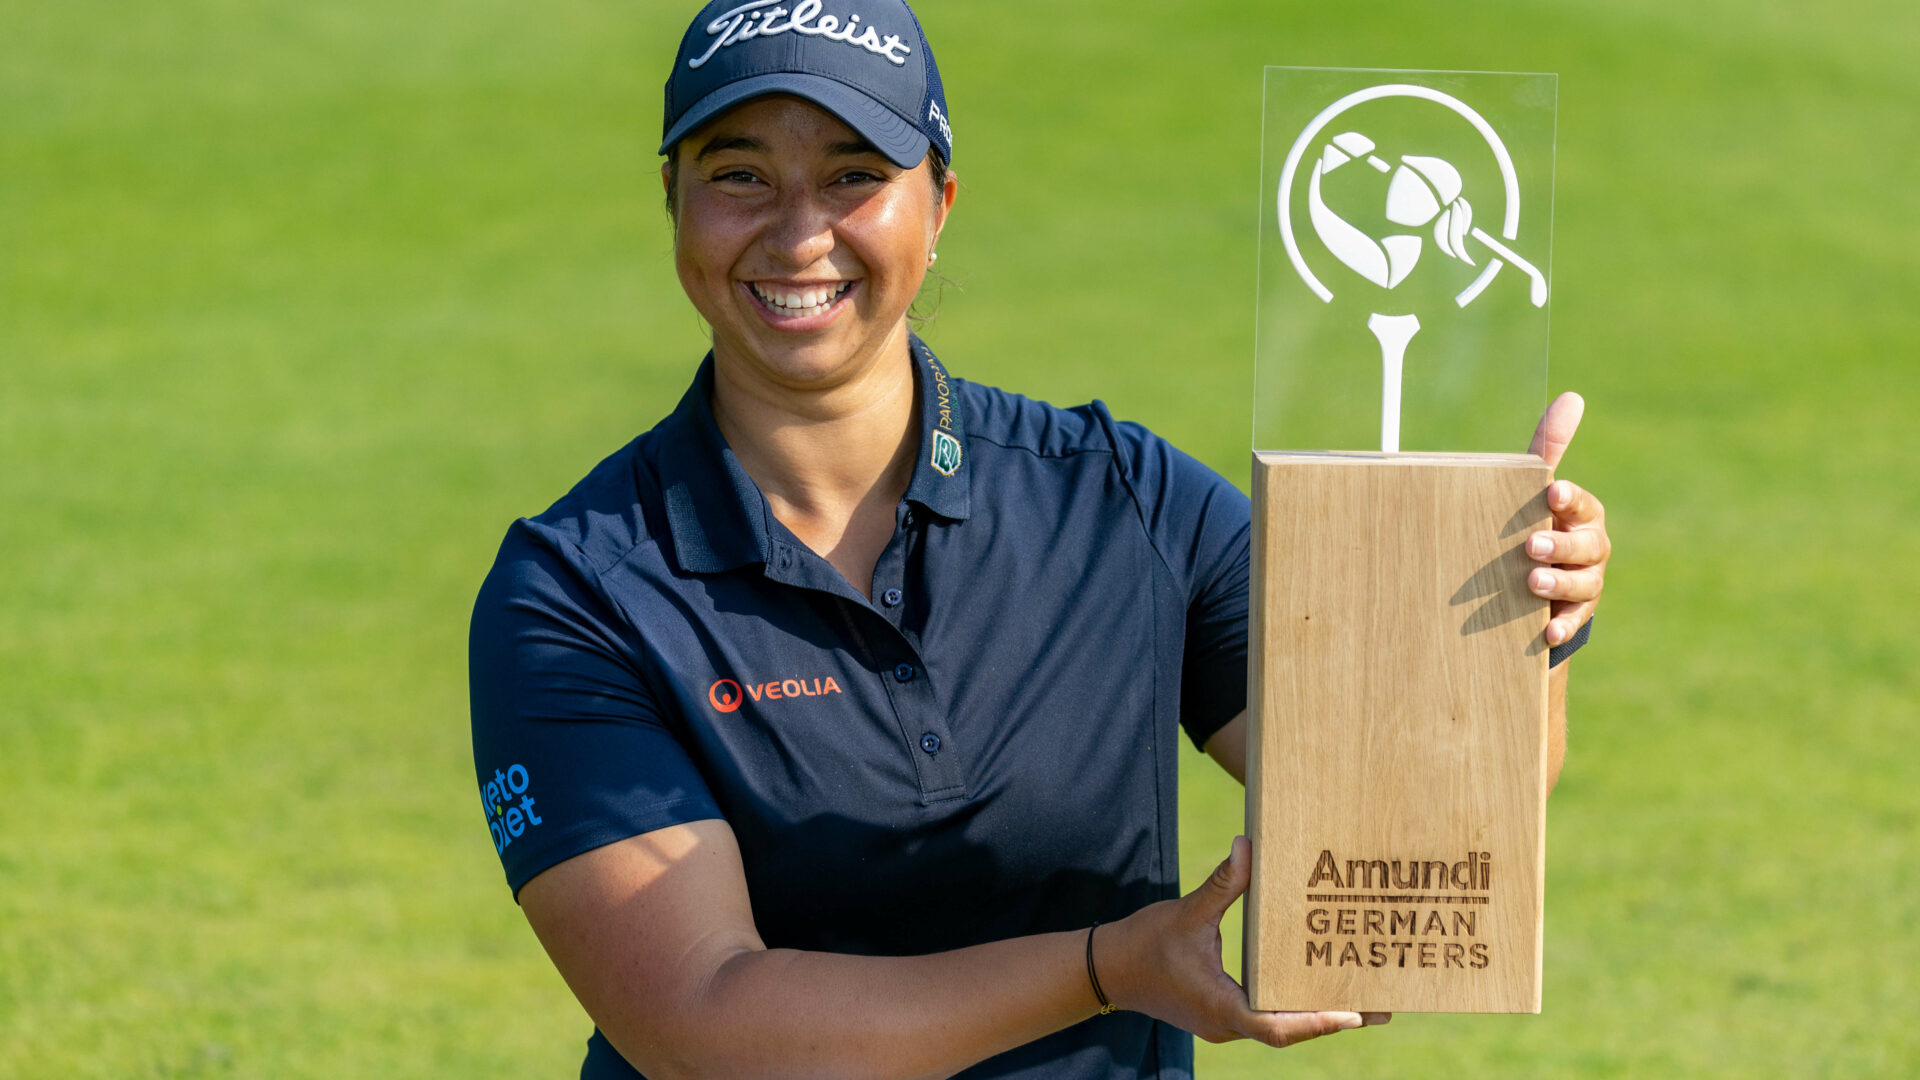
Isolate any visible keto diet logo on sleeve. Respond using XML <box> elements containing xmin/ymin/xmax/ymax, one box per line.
<box><xmin>480</xmin><ymin>763</ymin><xmax>544</xmax><ymax>855</ymax></box>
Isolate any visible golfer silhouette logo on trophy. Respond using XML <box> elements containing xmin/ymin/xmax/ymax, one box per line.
<box><xmin>1277</xmin><ymin>84</ymin><xmax>1549</xmax><ymax>452</ymax></box>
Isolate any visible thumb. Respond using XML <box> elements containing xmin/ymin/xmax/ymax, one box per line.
<box><xmin>1527</xmin><ymin>391</ymin><xmax>1585</xmax><ymax>470</ymax></box>
<box><xmin>1189</xmin><ymin>835</ymin><xmax>1252</xmax><ymax>923</ymax></box>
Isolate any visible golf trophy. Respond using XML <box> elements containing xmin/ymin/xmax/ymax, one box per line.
<box><xmin>1243</xmin><ymin>68</ymin><xmax>1558</xmax><ymax>1014</ymax></box>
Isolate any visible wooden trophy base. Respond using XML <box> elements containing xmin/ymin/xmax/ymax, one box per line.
<box><xmin>1243</xmin><ymin>451</ymin><xmax>1552</xmax><ymax>1014</ymax></box>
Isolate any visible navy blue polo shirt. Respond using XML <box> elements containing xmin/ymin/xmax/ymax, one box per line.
<box><xmin>469</xmin><ymin>337</ymin><xmax>1251</xmax><ymax>1080</ymax></box>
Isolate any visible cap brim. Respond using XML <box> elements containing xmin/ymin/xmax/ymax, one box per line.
<box><xmin>660</xmin><ymin>72</ymin><xmax>931</xmax><ymax>170</ymax></box>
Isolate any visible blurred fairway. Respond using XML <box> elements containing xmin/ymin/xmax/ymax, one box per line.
<box><xmin>3</xmin><ymin>0</ymin><xmax>1917</xmax><ymax>1076</ymax></box>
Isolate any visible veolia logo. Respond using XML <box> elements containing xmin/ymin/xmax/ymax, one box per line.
<box><xmin>709</xmin><ymin>675</ymin><xmax>845</xmax><ymax>711</ymax></box>
<box><xmin>1278</xmin><ymin>84</ymin><xmax>1549</xmax><ymax>453</ymax></box>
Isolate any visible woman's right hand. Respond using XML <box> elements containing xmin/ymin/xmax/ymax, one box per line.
<box><xmin>1097</xmin><ymin>836</ymin><xmax>1392</xmax><ymax>1046</ymax></box>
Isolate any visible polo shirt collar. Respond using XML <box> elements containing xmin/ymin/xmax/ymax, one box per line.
<box><xmin>903</xmin><ymin>334</ymin><xmax>972</xmax><ymax>523</ymax></box>
<box><xmin>656</xmin><ymin>355</ymin><xmax>772</xmax><ymax>575</ymax></box>
<box><xmin>657</xmin><ymin>338</ymin><xmax>973</xmax><ymax>576</ymax></box>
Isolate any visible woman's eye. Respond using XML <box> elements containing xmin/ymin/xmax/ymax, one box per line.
<box><xmin>713</xmin><ymin>170</ymin><xmax>762</xmax><ymax>184</ymax></box>
<box><xmin>837</xmin><ymin>171</ymin><xmax>885</xmax><ymax>185</ymax></box>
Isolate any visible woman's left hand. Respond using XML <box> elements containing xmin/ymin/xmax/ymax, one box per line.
<box><xmin>1099</xmin><ymin>836</ymin><xmax>1390</xmax><ymax>1047</ymax></box>
<box><xmin>1526</xmin><ymin>392</ymin><xmax>1610</xmax><ymax>647</ymax></box>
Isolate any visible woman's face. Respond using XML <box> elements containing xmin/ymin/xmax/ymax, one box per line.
<box><xmin>667</xmin><ymin>96</ymin><xmax>955</xmax><ymax>389</ymax></box>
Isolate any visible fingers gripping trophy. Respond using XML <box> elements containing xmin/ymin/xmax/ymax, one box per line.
<box><xmin>1244</xmin><ymin>71</ymin><xmax>1560</xmax><ymax>1015</ymax></box>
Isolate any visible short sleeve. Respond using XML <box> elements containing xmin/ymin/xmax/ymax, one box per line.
<box><xmin>469</xmin><ymin>522</ymin><xmax>724</xmax><ymax>900</ymax></box>
<box><xmin>1105</xmin><ymin>416</ymin><xmax>1252</xmax><ymax>750</ymax></box>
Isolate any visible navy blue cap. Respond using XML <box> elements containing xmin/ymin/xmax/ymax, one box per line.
<box><xmin>661</xmin><ymin>0</ymin><xmax>953</xmax><ymax>169</ymax></box>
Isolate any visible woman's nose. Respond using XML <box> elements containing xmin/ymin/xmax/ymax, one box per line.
<box><xmin>760</xmin><ymin>188</ymin><xmax>837</xmax><ymax>268</ymax></box>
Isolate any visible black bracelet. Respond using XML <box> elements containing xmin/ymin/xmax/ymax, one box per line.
<box><xmin>1086</xmin><ymin>922</ymin><xmax>1116</xmax><ymax>1015</ymax></box>
<box><xmin>1549</xmin><ymin>616</ymin><xmax>1593</xmax><ymax>668</ymax></box>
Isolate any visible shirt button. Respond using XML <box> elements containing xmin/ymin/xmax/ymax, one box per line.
<box><xmin>920</xmin><ymin>732</ymin><xmax>941</xmax><ymax>754</ymax></box>
<box><xmin>893</xmin><ymin>662</ymin><xmax>915</xmax><ymax>683</ymax></box>
<box><xmin>882</xmin><ymin>588</ymin><xmax>903</xmax><ymax>607</ymax></box>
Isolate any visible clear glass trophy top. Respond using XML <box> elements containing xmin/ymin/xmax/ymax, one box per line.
<box><xmin>1255</xmin><ymin>68</ymin><xmax>1557</xmax><ymax>453</ymax></box>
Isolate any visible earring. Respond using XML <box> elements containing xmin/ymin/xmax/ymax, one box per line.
<box><xmin>929</xmin><ymin>251</ymin><xmax>940</xmax><ymax>265</ymax></box>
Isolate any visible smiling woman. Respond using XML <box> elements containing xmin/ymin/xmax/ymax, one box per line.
<box><xmin>660</xmin><ymin>130</ymin><xmax>954</xmax><ymax>334</ymax></box>
<box><xmin>666</xmin><ymin>97</ymin><xmax>954</xmax><ymax>405</ymax></box>
<box><xmin>467</xmin><ymin>1</ymin><xmax>1607</xmax><ymax>1078</ymax></box>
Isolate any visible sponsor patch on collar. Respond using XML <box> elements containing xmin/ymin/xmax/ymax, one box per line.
<box><xmin>930</xmin><ymin>429</ymin><xmax>962</xmax><ymax>477</ymax></box>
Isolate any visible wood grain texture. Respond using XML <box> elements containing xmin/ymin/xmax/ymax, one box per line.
<box><xmin>1243</xmin><ymin>451</ymin><xmax>1551</xmax><ymax>1014</ymax></box>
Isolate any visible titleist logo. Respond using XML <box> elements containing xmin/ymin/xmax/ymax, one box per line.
<box><xmin>690</xmin><ymin>1</ymin><xmax>914</xmax><ymax>70</ymax></box>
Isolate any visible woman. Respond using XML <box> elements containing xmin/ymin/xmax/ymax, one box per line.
<box><xmin>469</xmin><ymin>2</ymin><xmax>1611</xmax><ymax>1077</ymax></box>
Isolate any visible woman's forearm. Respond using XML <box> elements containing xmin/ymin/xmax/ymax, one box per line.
<box><xmin>526</xmin><ymin>821</ymin><xmax>1367</xmax><ymax>1079</ymax></box>
<box><xmin>636</xmin><ymin>930</ymin><xmax>1101</xmax><ymax>1080</ymax></box>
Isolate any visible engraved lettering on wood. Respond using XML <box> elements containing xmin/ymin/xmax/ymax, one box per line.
<box><xmin>1243</xmin><ymin>451</ymin><xmax>1551</xmax><ymax>1014</ymax></box>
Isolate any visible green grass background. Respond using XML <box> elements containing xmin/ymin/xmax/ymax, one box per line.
<box><xmin>4</xmin><ymin>0</ymin><xmax>1916</xmax><ymax>1076</ymax></box>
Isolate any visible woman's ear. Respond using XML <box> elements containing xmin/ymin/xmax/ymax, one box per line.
<box><xmin>933</xmin><ymin>167</ymin><xmax>958</xmax><ymax>247</ymax></box>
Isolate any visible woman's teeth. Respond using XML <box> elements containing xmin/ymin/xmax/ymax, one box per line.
<box><xmin>751</xmin><ymin>282</ymin><xmax>851</xmax><ymax>317</ymax></box>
